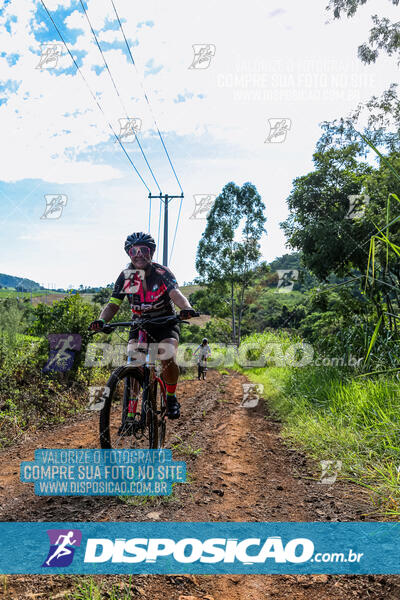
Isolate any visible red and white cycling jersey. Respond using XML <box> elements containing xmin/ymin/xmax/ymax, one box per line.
<box><xmin>109</xmin><ymin>261</ymin><xmax>179</xmax><ymax>318</ymax></box>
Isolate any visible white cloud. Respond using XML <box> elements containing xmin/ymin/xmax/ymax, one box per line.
<box><xmin>1</xmin><ymin>0</ymin><xmax>397</xmax><ymax>186</ymax></box>
<box><xmin>0</xmin><ymin>0</ymin><xmax>399</xmax><ymax>285</ymax></box>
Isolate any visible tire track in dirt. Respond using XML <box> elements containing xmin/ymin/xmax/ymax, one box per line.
<box><xmin>0</xmin><ymin>370</ymin><xmax>399</xmax><ymax>599</ymax></box>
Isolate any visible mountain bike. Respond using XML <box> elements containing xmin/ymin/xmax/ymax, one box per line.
<box><xmin>197</xmin><ymin>358</ymin><xmax>208</xmax><ymax>380</ymax></box>
<box><xmin>91</xmin><ymin>313</ymin><xmax>198</xmax><ymax>449</ymax></box>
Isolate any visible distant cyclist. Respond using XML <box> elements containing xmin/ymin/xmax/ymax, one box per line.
<box><xmin>88</xmin><ymin>232</ymin><xmax>197</xmax><ymax>419</ymax></box>
<box><xmin>193</xmin><ymin>338</ymin><xmax>211</xmax><ymax>380</ymax></box>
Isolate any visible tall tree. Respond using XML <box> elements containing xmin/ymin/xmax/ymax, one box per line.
<box><xmin>281</xmin><ymin>143</ymin><xmax>373</xmax><ymax>279</ymax></box>
<box><xmin>195</xmin><ymin>182</ymin><xmax>266</xmax><ymax>344</ymax></box>
<box><xmin>281</xmin><ymin>139</ymin><xmax>400</xmax><ymax>330</ymax></box>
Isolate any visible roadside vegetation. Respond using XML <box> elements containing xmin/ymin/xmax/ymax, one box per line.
<box><xmin>0</xmin><ymin>295</ymin><xmax>104</xmax><ymax>446</ymax></box>
<box><xmin>233</xmin><ymin>330</ymin><xmax>400</xmax><ymax>517</ymax></box>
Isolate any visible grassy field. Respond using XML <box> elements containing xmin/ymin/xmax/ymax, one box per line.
<box><xmin>0</xmin><ymin>283</ymin><xmax>200</xmax><ymax>298</ymax></box>
<box><xmin>0</xmin><ymin>289</ymin><xmax>62</xmax><ymax>298</ymax></box>
<box><xmin>180</xmin><ymin>284</ymin><xmax>202</xmax><ymax>297</ymax></box>
<box><xmin>0</xmin><ymin>290</ymin><xmax>44</xmax><ymax>298</ymax></box>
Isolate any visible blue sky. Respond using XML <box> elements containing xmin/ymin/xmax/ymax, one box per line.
<box><xmin>0</xmin><ymin>0</ymin><xmax>397</xmax><ymax>288</ymax></box>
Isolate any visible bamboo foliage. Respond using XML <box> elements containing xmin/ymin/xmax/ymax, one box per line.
<box><xmin>359</xmin><ymin>133</ymin><xmax>400</xmax><ymax>371</ymax></box>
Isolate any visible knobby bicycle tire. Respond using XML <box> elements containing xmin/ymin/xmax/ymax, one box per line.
<box><xmin>157</xmin><ymin>376</ymin><xmax>167</xmax><ymax>448</ymax></box>
<box><xmin>99</xmin><ymin>365</ymin><xmax>145</xmax><ymax>449</ymax></box>
<box><xmin>146</xmin><ymin>372</ymin><xmax>167</xmax><ymax>449</ymax></box>
<box><xmin>143</xmin><ymin>370</ymin><xmax>158</xmax><ymax>448</ymax></box>
<box><xmin>155</xmin><ymin>375</ymin><xmax>167</xmax><ymax>448</ymax></box>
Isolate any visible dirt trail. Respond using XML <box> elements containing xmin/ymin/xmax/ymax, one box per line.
<box><xmin>0</xmin><ymin>370</ymin><xmax>399</xmax><ymax>599</ymax></box>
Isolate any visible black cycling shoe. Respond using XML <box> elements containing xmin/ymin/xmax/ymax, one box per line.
<box><xmin>166</xmin><ymin>395</ymin><xmax>181</xmax><ymax>419</ymax></box>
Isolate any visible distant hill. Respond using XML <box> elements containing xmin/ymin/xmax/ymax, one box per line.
<box><xmin>0</xmin><ymin>273</ymin><xmax>104</xmax><ymax>294</ymax></box>
<box><xmin>0</xmin><ymin>273</ymin><xmax>43</xmax><ymax>291</ymax></box>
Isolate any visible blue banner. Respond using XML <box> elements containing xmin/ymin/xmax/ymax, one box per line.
<box><xmin>20</xmin><ymin>449</ymin><xmax>186</xmax><ymax>496</ymax></box>
<box><xmin>0</xmin><ymin>522</ymin><xmax>398</xmax><ymax>574</ymax></box>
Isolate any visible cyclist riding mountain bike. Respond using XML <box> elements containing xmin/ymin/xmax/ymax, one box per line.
<box><xmin>193</xmin><ymin>337</ymin><xmax>211</xmax><ymax>380</ymax></box>
<box><xmin>88</xmin><ymin>232</ymin><xmax>197</xmax><ymax>419</ymax></box>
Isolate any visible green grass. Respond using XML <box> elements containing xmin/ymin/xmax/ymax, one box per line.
<box><xmin>180</xmin><ymin>284</ymin><xmax>202</xmax><ymax>297</ymax></box>
<box><xmin>178</xmin><ymin>366</ymin><xmax>198</xmax><ymax>381</ymax></box>
<box><xmin>65</xmin><ymin>576</ymin><xmax>136</xmax><ymax>599</ymax></box>
<box><xmin>117</xmin><ymin>494</ymin><xmax>154</xmax><ymax>507</ymax></box>
<box><xmin>170</xmin><ymin>433</ymin><xmax>203</xmax><ymax>456</ymax></box>
<box><xmin>0</xmin><ymin>290</ymin><xmax>47</xmax><ymax>298</ymax></box>
<box><xmin>234</xmin><ymin>331</ymin><xmax>400</xmax><ymax>518</ymax></box>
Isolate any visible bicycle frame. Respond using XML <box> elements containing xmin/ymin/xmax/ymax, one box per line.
<box><xmin>123</xmin><ymin>326</ymin><xmax>167</xmax><ymax>431</ymax></box>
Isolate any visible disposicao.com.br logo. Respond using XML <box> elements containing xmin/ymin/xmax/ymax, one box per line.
<box><xmin>82</xmin><ymin>536</ymin><xmax>349</xmax><ymax>565</ymax></box>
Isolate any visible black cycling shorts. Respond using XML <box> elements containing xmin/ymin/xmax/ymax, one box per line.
<box><xmin>129</xmin><ymin>321</ymin><xmax>180</xmax><ymax>344</ymax></box>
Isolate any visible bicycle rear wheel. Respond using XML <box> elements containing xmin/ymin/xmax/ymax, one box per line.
<box><xmin>100</xmin><ymin>365</ymin><xmax>151</xmax><ymax>449</ymax></box>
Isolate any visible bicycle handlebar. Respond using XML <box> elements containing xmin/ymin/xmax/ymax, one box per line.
<box><xmin>89</xmin><ymin>312</ymin><xmax>200</xmax><ymax>336</ymax></box>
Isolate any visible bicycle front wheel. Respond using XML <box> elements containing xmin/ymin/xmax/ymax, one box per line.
<box><xmin>146</xmin><ymin>373</ymin><xmax>167</xmax><ymax>449</ymax></box>
<box><xmin>99</xmin><ymin>365</ymin><xmax>150</xmax><ymax>449</ymax></box>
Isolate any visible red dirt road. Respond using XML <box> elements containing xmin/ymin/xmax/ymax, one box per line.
<box><xmin>0</xmin><ymin>370</ymin><xmax>398</xmax><ymax>599</ymax></box>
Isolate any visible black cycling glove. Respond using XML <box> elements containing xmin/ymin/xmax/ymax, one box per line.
<box><xmin>88</xmin><ymin>319</ymin><xmax>105</xmax><ymax>332</ymax></box>
<box><xmin>179</xmin><ymin>309</ymin><xmax>198</xmax><ymax>319</ymax></box>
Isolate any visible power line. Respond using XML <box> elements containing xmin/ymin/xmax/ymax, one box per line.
<box><xmin>110</xmin><ymin>0</ymin><xmax>184</xmax><ymax>264</ymax></box>
<box><xmin>79</xmin><ymin>0</ymin><xmax>162</xmax><ymax>194</ymax></box>
<box><xmin>40</xmin><ymin>0</ymin><xmax>152</xmax><ymax>193</ymax></box>
<box><xmin>110</xmin><ymin>0</ymin><xmax>184</xmax><ymax>195</ymax></box>
<box><xmin>79</xmin><ymin>0</ymin><xmax>129</xmax><ymax>116</ymax></box>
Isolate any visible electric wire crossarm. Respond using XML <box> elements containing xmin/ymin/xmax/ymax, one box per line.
<box><xmin>148</xmin><ymin>193</ymin><xmax>184</xmax><ymax>266</ymax></box>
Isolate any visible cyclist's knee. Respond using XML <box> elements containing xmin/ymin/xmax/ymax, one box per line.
<box><xmin>161</xmin><ymin>355</ymin><xmax>178</xmax><ymax>368</ymax></box>
<box><xmin>158</xmin><ymin>338</ymin><xmax>178</xmax><ymax>361</ymax></box>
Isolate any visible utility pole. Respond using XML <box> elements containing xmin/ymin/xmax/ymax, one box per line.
<box><xmin>148</xmin><ymin>192</ymin><xmax>183</xmax><ymax>266</ymax></box>
<box><xmin>163</xmin><ymin>194</ymin><xmax>168</xmax><ymax>266</ymax></box>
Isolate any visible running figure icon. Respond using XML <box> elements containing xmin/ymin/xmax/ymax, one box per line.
<box><xmin>45</xmin><ymin>531</ymin><xmax>77</xmax><ymax>566</ymax></box>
